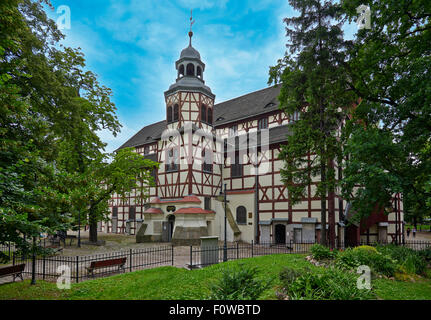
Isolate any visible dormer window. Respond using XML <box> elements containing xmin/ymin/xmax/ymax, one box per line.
<box><xmin>265</xmin><ymin>102</ymin><xmax>276</xmax><ymax>108</ymax></box>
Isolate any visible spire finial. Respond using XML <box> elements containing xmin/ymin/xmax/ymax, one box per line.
<box><xmin>189</xmin><ymin>9</ymin><xmax>195</xmax><ymax>46</ymax></box>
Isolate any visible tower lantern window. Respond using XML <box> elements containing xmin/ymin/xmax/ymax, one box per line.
<box><xmin>186</xmin><ymin>63</ymin><xmax>195</xmax><ymax>76</ymax></box>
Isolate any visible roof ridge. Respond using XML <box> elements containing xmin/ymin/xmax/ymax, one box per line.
<box><xmin>116</xmin><ymin>119</ymin><xmax>166</xmax><ymax>151</ymax></box>
<box><xmin>214</xmin><ymin>84</ymin><xmax>279</xmax><ymax>107</ymax></box>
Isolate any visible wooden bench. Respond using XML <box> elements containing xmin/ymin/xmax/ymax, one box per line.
<box><xmin>0</xmin><ymin>264</ymin><xmax>26</xmax><ymax>282</ymax></box>
<box><xmin>86</xmin><ymin>257</ymin><xmax>127</xmax><ymax>277</ymax></box>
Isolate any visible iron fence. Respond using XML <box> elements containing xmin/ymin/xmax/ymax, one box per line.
<box><xmin>6</xmin><ymin>246</ymin><xmax>174</xmax><ymax>283</ymax></box>
<box><xmin>187</xmin><ymin>240</ymin><xmax>431</xmax><ymax>268</ymax></box>
<box><xmin>0</xmin><ymin>243</ymin><xmax>15</xmax><ymax>258</ymax></box>
<box><xmin>1</xmin><ymin>240</ymin><xmax>431</xmax><ymax>282</ymax></box>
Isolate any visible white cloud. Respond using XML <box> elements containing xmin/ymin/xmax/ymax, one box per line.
<box><xmin>53</xmin><ymin>0</ymin><xmax>295</xmax><ymax>153</ymax></box>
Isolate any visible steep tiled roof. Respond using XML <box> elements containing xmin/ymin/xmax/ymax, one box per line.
<box><xmin>143</xmin><ymin>208</ymin><xmax>163</xmax><ymax>214</ymax></box>
<box><xmin>117</xmin><ymin>120</ymin><xmax>166</xmax><ymax>150</ymax></box>
<box><xmin>227</xmin><ymin>124</ymin><xmax>292</xmax><ymax>151</ymax></box>
<box><xmin>150</xmin><ymin>195</ymin><xmax>202</xmax><ymax>204</ymax></box>
<box><xmin>118</xmin><ymin>85</ymin><xmax>283</xmax><ymax>150</ymax></box>
<box><xmin>213</xmin><ymin>85</ymin><xmax>281</xmax><ymax>126</ymax></box>
<box><xmin>174</xmin><ymin>207</ymin><xmax>216</xmax><ymax>214</ymax></box>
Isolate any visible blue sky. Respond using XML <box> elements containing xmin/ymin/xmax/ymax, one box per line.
<box><xmin>45</xmin><ymin>0</ymin><xmax>357</xmax><ymax>153</ymax></box>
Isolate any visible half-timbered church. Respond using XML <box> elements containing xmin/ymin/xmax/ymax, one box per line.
<box><xmin>102</xmin><ymin>28</ymin><xmax>404</xmax><ymax>246</ymax></box>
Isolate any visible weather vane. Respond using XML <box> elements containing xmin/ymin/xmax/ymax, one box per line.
<box><xmin>189</xmin><ymin>9</ymin><xmax>195</xmax><ymax>46</ymax></box>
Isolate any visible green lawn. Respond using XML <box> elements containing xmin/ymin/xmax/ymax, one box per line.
<box><xmin>1</xmin><ymin>254</ymin><xmax>430</xmax><ymax>300</ymax></box>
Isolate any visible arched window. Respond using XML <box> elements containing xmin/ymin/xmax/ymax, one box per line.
<box><xmin>186</xmin><ymin>63</ymin><xmax>195</xmax><ymax>76</ymax></box>
<box><xmin>197</xmin><ymin>66</ymin><xmax>202</xmax><ymax>78</ymax></box>
<box><xmin>207</xmin><ymin>108</ymin><xmax>213</xmax><ymax>125</ymax></box>
<box><xmin>236</xmin><ymin>206</ymin><xmax>247</xmax><ymax>225</ymax></box>
<box><xmin>167</xmin><ymin>106</ymin><xmax>173</xmax><ymax>123</ymax></box>
<box><xmin>201</xmin><ymin>104</ymin><xmax>207</xmax><ymax>123</ymax></box>
<box><xmin>179</xmin><ymin>64</ymin><xmax>185</xmax><ymax>77</ymax></box>
<box><xmin>173</xmin><ymin>104</ymin><xmax>179</xmax><ymax>122</ymax></box>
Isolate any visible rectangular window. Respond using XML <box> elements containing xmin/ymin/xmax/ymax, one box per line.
<box><xmin>129</xmin><ymin>206</ymin><xmax>136</xmax><ymax>220</ymax></box>
<box><xmin>231</xmin><ymin>152</ymin><xmax>243</xmax><ymax>178</ymax></box>
<box><xmin>112</xmin><ymin>206</ymin><xmax>118</xmax><ymax>217</ymax></box>
<box><xmin>291</xmin><ymin>111</ymin><xmax>300</xmax><ymax>122</ymax></box>
<box><xmin>173</xmin><ymin>104</ymin><xmax>179</xmax><ymax>122</ymax></box>
<box><xmin>204</xmin><ymin>197</ymin><xmax>211</xmax><ymax>210</ymax></box>
<box><xmin>229</xmin><ymin>125</ymin><xmax>238</xmax><ymax>137</ymax></box>
<box><xmin>165</xmin><ymin>148</ymin><xmax>179</xmax><ymax>172</ymax></box>
<box><xmin>203</xmin><ymin>149</ymin><xmax>213</xmax><ymax>173</ymax></box>
<box><xmin>151</xmin><ymin>168</ymin><xmax>157</xmax><ymax>185</ymax></box>
<box><xmin>258</xmin><ymin>117</ymin><xmax>268</xmax><ymax>130</ymax></box>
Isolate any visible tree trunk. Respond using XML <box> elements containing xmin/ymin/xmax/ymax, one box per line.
<box><xmin>328</xmin><ymin>159</ymin><xmax>336</xmax><ymax>248</ymax></box>
<box><xmin>89</xmin><ymin>221</ymin><xmax>98</xmax><ymax>243</ymax></box>
<box><xmin>320</xmin><ymin>161</ymin><xmax>327</xmax><ymax>246</ymax></box>
<box><xmin>89</xmin><ymin>209</ymin><xmax>98</xmax><ymax>243</ymax></box>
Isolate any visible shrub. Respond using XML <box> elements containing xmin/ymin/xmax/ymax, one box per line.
<box><xmin>208</xmin><ymin>264</ymin><xmax>272</xmax><ymax>300</ymax></box>
<box><xmin>335</xmin><ymin>247</ymin><xmax>398</xmax><ymax>277</ymax></box>
<box><xmin>419</xmin><ymin>247</ymin><xmax>431</xmax><ymax>262</ymax></box>
<box><xmin>279</xmin><ymin>267</ymin><xmax>374</xmax><ymax>300</ymax></box>
<box><xmin>279</xmin><ymin>268</ymin><xmax>303</xmax><ymax>288</ymax></box>
<box><xmin>377</xmin><ymin>245</ymin><xmax>427</xmax><ymax>275</ymax></box>
<box><xmin>353</xmin><ymin>245</ymin><xmax>378</xmax><ymax>254</ymax></box>
<box><xmin>310</xmin><ymin>244</ymin><xmax>336</xmax><ymax>261</ymax></box>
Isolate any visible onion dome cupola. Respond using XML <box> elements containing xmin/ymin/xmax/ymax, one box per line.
<box><xmin>164</xmin><ymin>30</ymin><xmax>214</xmax><ymax>99</ymax></box>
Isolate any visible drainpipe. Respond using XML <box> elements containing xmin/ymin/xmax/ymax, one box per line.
<box><xmin>255</xmin><ymin>162</ymin><xmax>259</xmax><ymax>244</ymax></box>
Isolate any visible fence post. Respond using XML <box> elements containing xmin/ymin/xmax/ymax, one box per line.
<box><xmin>76</xmin><ymin>256</ymin><xmax>79</xmax><ymax>283</ymax></box>
<box><xmin>130</xmin><ymin>249</ymin><xmax>133</xmax><ymax>273</ymax></box>
<box><xmin>171</xmin><ymin>245</ymin><xmax>174</xmax><ymax>266</ymax></box>
<box><xmin>190</xmin><ymin>246</ymin><xmax>192</xmax><ymax>268</ymax></box>
<box><xmin>13</xmin><ymin>251</ymin><xmax>15</xmax><ymax>266</ymax></box>
<box><xmin>236</xmin><ymin>242</ymin><xmax>239</xmax><ymax>260</ymax></box>
<box><xmin>251</xmin><ymin>240</ymin><xmax>254</xmax><ymax>258</ymax></box>
<box><xmin>42</xmin><ymin>255</ymin><xmax>46</xmax><ymax>280</ymax></box>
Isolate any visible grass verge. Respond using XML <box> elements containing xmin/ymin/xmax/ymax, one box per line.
<box><xmin>0</xmin><ymin>254</ymin><xmax>430</xmax><ymax>300</ymax></box>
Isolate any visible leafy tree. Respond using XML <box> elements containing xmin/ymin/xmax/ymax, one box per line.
<box><xmin>69</xmin><ymin>148</ymin><xmax>158</xmax><ymax>243</ymax></box>
<box><xmin>269</xmin><ymin>0</ymin><xmax>355</xmax><ymax>246</ymax></box>
<box><xmin>0</xmin><ymin>0</ymin><xmax>70</xmax><ymax>261</ymax></box>
<box><xmin>0</xmin><ymin>0</ymin><xmax>158</xmax><ymax>256</ymax></box>
<box><xmin>340</xmin><ymin>0</ymin><xmax>431</xmax><ymax>222</ymax></box>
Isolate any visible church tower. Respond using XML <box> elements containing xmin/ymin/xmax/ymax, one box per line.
<box><xmin>164</xmin><ymin>29</ymin><xmax>215</xmax><ymax>131</ymax></box>
<box><xmin>158</xmin><ymin>19</ymin><xmax>221</xmax><ymax>203</ymax></box>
